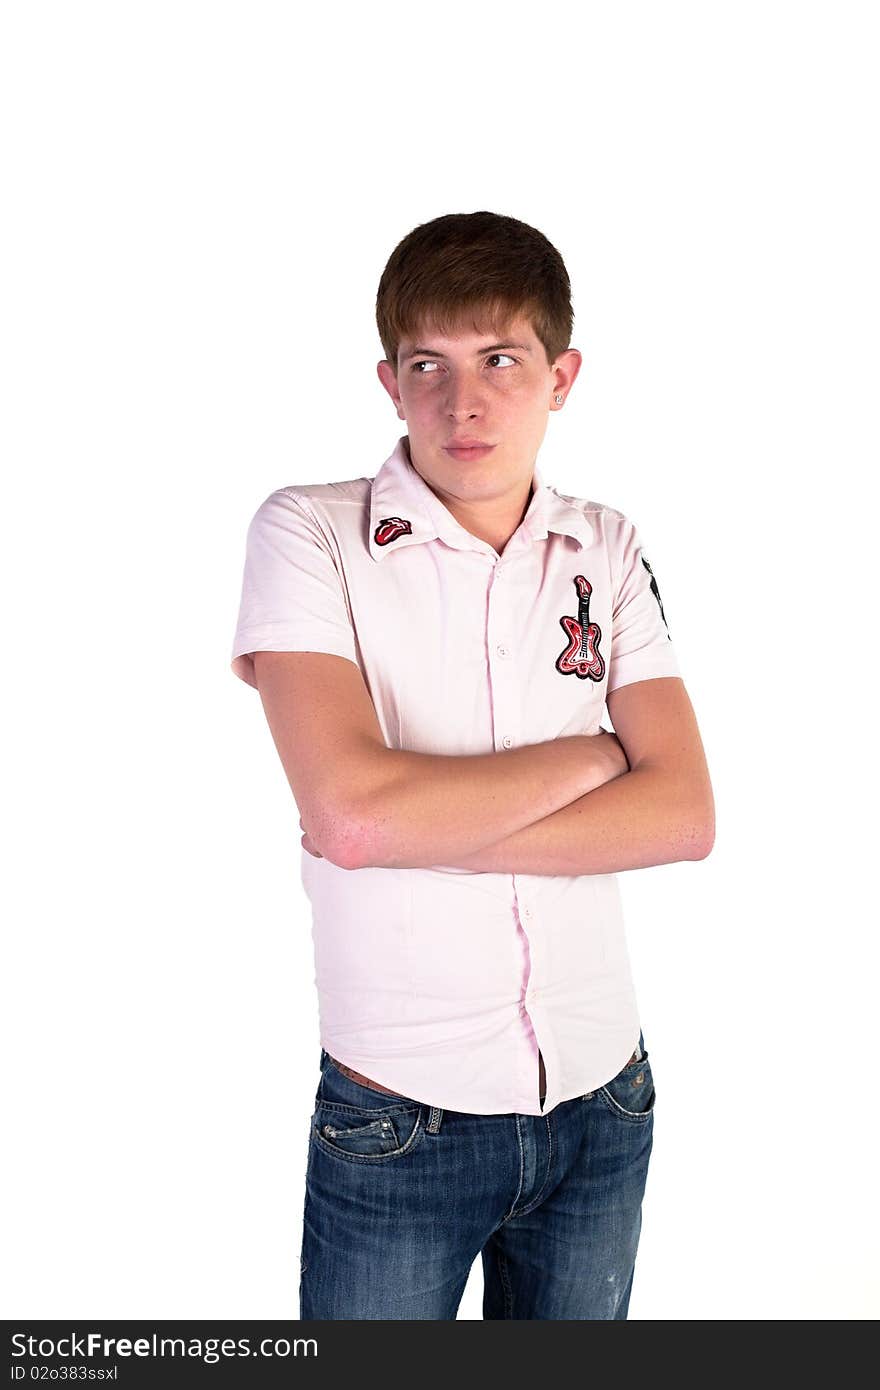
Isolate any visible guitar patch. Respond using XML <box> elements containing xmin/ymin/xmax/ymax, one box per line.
<box><xmin>555</xmin><ymin>575</ymin><xmax>605</xmax><ymax>681</ymax></box>
<box><xmin>374</xmin><ymin>516</ymin><xmax>413</xmax><ymax>546</ymax></box>
<box><xmin>641</xmin><ymin>554</ymin><xmax>670</xmax><ymax>634</ymax></box>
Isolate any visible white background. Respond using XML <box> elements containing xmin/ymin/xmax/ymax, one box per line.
<box><xmin>3</xmin><ymin>1</ymin><xmax>877</xmax><ymax>1320</ymax></box>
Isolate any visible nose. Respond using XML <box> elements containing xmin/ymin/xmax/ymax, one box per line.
<box><xmin>445</xmin><ymin>375</ymin><xmax>485</xmax><ymax>420</ymax></box>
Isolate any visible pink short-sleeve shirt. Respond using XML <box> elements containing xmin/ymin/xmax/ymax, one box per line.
<box><xmin>231</xmin><ymin>434</ymin><xmax>681</xmax><ymax>1114</ymax></box>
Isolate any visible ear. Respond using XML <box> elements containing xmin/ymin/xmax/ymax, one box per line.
<box><xmin>377</xmin><ymin>359</ymin><xmax>404</xmax><ymax>417</ymax></box>
<box><xmin>550</xmin><ymin>347</ymin><xmax>583</xmax><ymax>404</ymax></box>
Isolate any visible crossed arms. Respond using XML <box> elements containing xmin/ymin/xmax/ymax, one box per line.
<box><xmin>252</xmin><ymin>651</ymin><xmax>715</xmax><ymax>877</ymax></box>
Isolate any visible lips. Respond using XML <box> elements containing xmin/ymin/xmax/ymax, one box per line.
<box><xmin>444</xmin><ymin>441</ymin><xmax>497</xmax><ymax>460</ymax></box>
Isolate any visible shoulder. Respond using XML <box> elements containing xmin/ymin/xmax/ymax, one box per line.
<box><xmin>545</xmin><ymin>485</ymin><xmax>637</xmax><ymax>544</ymax></box>
<box><xmin>281</xmin><ymin>476</ymin><xmax>372</xmax><ymax>510</ymax></box>
<box><xmin>248</xmin><ymin>477</ymin><xmax>371</xmax><ymax>541</ymax></box>
<box><xmin>263</xmin><ymin>476</ymin><xmax>370</xmax><ymax>516</ymax></box>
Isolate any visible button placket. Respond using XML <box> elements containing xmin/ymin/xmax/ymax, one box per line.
<box><xmin>488</xmin><ymin>562</ymin><xmax>518</xmax><ymax>753</ymax></box>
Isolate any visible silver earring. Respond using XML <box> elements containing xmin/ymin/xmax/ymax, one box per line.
<box><xmin>554</xmin><ymin>394</ymin><xmax>563</xmax><ymax>405</ymax></box>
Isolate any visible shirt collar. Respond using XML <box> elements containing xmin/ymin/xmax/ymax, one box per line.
<box><xmin>368</xmin><ymin>434</ymin><xmax>593</xmax><ymax>563</ymax></box>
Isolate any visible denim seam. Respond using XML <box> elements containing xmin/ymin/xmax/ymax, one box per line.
<box><xmin>501</xmin><ymin>1116</ymin><xmax>527</xmax><ymax>1221</ymax></box>
<box><xmin>497</xmin><ymin>1248</ymin><xmax>515</xmax><ymax>1319</ymax></box>
<box><xmin>505</xmin><ymin>1116</ymin><xmax>555</xmax><ymax>1220</ymax></box>
<box><xmin>314</xmin><ymin>1098</ymin><xmax>418</xmax><ymax>1118</ymax></box>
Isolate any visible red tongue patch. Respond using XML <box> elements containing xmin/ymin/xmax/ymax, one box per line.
<box><xmin>374</xmin><ymin>516</ymin><xmax>413</xmax><ymax>546</ymax></box>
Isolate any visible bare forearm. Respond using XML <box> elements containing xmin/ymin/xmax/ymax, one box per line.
<box><xmin>330</xmin><ymin>734</ymin><xmax>613</xmax><ymax>870</ymax></box>
<box><xmin>417</xmin><ymin>764</ymin><xmax>715</xmax><ymax>875</ymax></box>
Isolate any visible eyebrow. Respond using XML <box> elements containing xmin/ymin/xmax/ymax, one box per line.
<box><xmin>401</xmin><ymin>341</ymin><xmax>533</xmax><ymax>361</ymax></box>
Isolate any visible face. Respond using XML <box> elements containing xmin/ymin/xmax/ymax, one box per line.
<box><xmin>376</xmin><ymin>312</ymin><xmax>581</xmax><ymax>532</ymax></box>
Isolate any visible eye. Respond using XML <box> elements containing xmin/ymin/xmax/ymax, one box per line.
<box><xmin>487</xmin><ymin>353</ymin><xmax>516</xmax><ymax>367</ymax></box>
<box><xmin>410</xmin><ymin>360</ymin><xmax>439</xmax><ymax>374</ymax></box>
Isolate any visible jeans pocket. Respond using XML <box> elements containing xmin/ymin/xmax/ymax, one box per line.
<box><xmin>311</xmin><ymin>1100</ymin><xmax>425</xmax><ymax>1163</ymax></box>
<box><xmin>598</xmin><ymin>1046</ymin><xmax>656</xmax><ymax>1122</ymax></box>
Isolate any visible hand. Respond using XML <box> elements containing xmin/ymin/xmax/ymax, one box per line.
<box><xmin>591</xmin><ymin>727</ymin><xmax>630</xmax><ymax>784</ymax></box>
<box><xmin>299</xmin><ymin>814</ymin><xmax>323</xmax><ymax>858</ymax></box>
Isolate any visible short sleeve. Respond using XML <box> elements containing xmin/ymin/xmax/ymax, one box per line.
<box><xmin>606</xmin><ymin>514</ymin><xmax>681</xmax><ymax>694</ymax></box>
<box><xmin>230</xmin><ymin>488</ymin><xmax>358</xmax><ymax>690</ymax></box>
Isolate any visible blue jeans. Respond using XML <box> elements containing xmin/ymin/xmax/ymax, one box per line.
<box><xmin>299</xmin><ymin>1029</ymin><xmax>655</xmax><ymax>1319</ymax></box>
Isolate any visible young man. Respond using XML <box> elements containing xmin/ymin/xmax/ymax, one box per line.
<box><xmin>230</xmin><ymin>211</ymin><xmax>714</xmax><ymax>1320</ymax></box>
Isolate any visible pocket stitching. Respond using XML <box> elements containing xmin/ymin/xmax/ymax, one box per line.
<box><xmin>311</xmin><ymin>1106</ymin><xmax>426</xmax><ymax>1164</ymax></box>
<box><xmin>321</xmin><ymin>1116</ymin><xmax>394</xmax><ymax>1136</ymax></box>
<box><xmin>597</xmin><ymin>1078</ymin><xmax>655</xmax><ymax>1122</ymax></box>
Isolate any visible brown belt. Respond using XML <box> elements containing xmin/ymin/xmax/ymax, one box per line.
<box><xmin>326</xmin><ymin>1049</ymin><xmax>641</xmax><ymax>1098</ymax></box>
<box><xmin>326</xmin><ymin>1053</ymin><xmax>407</xmax><ymax>1095</ymax></box>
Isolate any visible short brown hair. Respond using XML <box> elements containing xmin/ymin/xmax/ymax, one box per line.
<box><xmin>375</xmin><ymin>211</ymin><xmax>574</xmax><ymax>372</ymax></box>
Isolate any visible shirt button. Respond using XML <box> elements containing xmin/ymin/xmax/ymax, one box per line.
<box><xmin>496</xmin><ymin>644</ymin><xmax>510</xmax><ymax>657</ymax></box>
<box><xmin>522</xmin><ymin>906</ymin><xmax>533</xmax><ymax>919</ymax></box>
<box><xmin>502</xmin><ymin>735</ymin><xmax>512</xmax><ymax>749</ymax></box>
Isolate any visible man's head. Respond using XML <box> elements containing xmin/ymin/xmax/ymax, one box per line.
<box><xmin>375</xmin><ymin>211</ymin><xmax>582</xmax><ymax>530</ymax></box>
